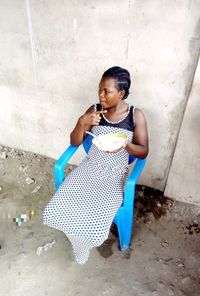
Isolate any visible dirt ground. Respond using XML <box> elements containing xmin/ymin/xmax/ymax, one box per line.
<box><xmin>0</xmin><ymin>145</ymin><xmax>200</xmax><ymax>296</ymax></box>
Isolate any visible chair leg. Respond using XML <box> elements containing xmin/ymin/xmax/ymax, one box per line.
<box><xmin>115</xmin><ymin>209</ymin><xmax>133</xmax><ymax>250</ymax></box>
<box><xmin>121</xmin><ymin>213</ymin><xmax>133</xmax><ymax>250</ymax></box>
<box><xmin>114</xmin><ymin>216</ymin><xmax>123</xmax><ymax>250</ymax></box>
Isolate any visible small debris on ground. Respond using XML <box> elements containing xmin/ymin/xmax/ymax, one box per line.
<box><xmin>13</xmin><ymin>210</ymin><xmax>37</xmax><ymax>226</ymax></box>
<box><xmin>161</xmin><ymin>241</ymin><xmax>169</xmax><ymax>248</ymax></box>
<box><xmin>185</xmin><ymin>220</ymin><xmax>200</xmax><ymax>235</ymax></box>
<box><xmin>25</xmin><ymin>177</ymin><xmax>35</xmax><ymax>185</ymax></box>
<box><xmin>25</xmin><ymin>232</ymin><xmax>34</xmax><ymax>239</ymax></box>
<box><xmin>0</xmin><ymin>151</ymin><xmax>7</xmax><ymax>159</ymax></box>
<box><xmin>31</xmin><ymin>186</ymin><xmax>41</xmax><ymax>193</ymax></box>
<box><xmin>36</xmin><ymin>240</ymin><xmax>56</xmax><ymax>256</ymax></box>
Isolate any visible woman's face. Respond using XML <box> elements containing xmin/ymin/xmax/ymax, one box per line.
<box><xmin>98</xmin><ymin>77</ymin><xmax>124</xmax><ymax>109</ymax></box>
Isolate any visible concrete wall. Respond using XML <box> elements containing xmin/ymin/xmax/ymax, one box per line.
<box><xmin>165</xmin><ymin>56</ymin><xmax>200</xmax><ymax>206</ymax></box>
<box><xmin>0</xmin><ymin>0</ymin><xmax>200</xmax><ymax>192</ymax></box>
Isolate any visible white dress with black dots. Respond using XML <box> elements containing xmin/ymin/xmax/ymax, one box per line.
<box><xmin>43</xmin><ymin>104</ymin><xmax>134</xmax><ymax>264</ymax></box>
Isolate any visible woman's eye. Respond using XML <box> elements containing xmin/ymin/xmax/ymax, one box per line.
<box><xmin>98</xmin><ymin>89</ymin><xmax>111</xmax><ymax>95</ymax></box>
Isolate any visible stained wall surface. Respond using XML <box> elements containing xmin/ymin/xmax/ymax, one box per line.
<box><xmin>0</xmin><ymin>0</ymin><xmax>200</xmax><ymax>193</ymax></box>
<box><xmin>165</xmin><ymin>57</ymin><xmax>200</xmax><ymax>206</ymax></box>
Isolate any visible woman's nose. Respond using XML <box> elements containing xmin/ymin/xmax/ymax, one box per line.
<box><xmin>99</xmin><ymin>90</ymin><xmax>105</xmax><ymax>97</ymax></box>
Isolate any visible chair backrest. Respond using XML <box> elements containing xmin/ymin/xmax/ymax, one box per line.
<box><xmin>83</xmin><ymin>134</ymin><xmax>136</xmax><ymax>164</ymax></box>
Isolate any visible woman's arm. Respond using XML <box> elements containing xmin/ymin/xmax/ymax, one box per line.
<box><xmin>70</xmin><ymin>106</ymin><xmax>107</xmax><ymax>146</ymax></box>
<box><xmin>124</xmin><ymin>108</ymin><xmax>149</xmax><ymax>158</ymax></box>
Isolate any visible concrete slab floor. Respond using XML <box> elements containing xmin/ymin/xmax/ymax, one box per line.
<box><xmin>0</xmin><ymin>145</ymin><xmax>200</xmax><ymax>296</ymax></box>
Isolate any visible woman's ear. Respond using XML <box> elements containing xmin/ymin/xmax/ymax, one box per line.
<box><xmin>120</xmin><ymin>90</ymin><xmax>125</xmax><ymax>99</ymax></box>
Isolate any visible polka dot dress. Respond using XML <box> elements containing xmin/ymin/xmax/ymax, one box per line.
<box><xmin>43</xmin><ymin>105</ymin><xmax>134</xmax><ymax>264</ymax></box>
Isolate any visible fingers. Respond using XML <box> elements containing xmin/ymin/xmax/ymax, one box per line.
<box><xmin>91</xmin><ymin>116</ymin><xmax>100</xmax><ymax>126</ymax></box>
<box><xmin>93</xmin><ymin>110</ymin><xmax>107</xmax><ymax>125</ymax></box>
<box><xmin>123</xmin><ymin>140</ymin><xmax>128</xmax><ymax>148</ymax></box>
<box><xmin>90</xmin><ymin>111</ymin><xmax>106</xmax><ymax>125</ymax></box>
<box><xmin>84</xmin><ymin>110</ymin><xmax>107</xmax><ymax>126</ymax></box>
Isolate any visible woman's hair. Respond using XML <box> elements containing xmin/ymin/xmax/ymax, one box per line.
<box><xmin>102</xmin><ymin>66</ymin><xmax>131</xmax><ymax>100</ymax></box>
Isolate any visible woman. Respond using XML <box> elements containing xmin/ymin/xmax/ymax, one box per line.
<box><xmin>43</xmin><ymin>66</ymin><xmax>149</xmax><ymax>264</ymax></box>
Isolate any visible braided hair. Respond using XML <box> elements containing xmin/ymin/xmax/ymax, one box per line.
<box><xmin>102</xmin><ymin>66</ymin><xmax>131</xmax><ymax>100</ymax></box>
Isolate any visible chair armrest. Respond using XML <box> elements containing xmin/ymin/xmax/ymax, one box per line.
<box><xmin>54</xmin><ymin>135</ymin><xmax>91</xmax><ymax>191</ymax></box>
<box><xmin>127</xmin><ymin>157</ymin><xmax>147</xmax><ymax>186</ymax></box>
<box><xmin>123</xmin><ymin>157</ymin><xmax>147</xmax><ymax>208</ymax></box>
<box><xmin>54</xmin><ymin>145</ymin><xmax>79</xmax><ymax>190</ymax></box>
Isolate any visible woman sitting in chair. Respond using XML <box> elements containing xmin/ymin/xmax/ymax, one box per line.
<box><xmin>43</xmin><ymin>66</ymin><xmax>149</xmax><ymax>264</ymax></box>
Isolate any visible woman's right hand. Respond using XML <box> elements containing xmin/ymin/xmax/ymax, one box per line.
<box><xmin>70</xmin><ymin>107</ymin><xmax>107</xmax><ymax>146</ymax></box>
<box><xmin>80</xmin><ymin>110</ymin><xmax>107</xmax><ymax>126</ymax></box>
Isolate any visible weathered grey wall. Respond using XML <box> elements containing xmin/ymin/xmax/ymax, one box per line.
<box><xmin>165</xmin><ymin>56</ymin><xmax>200</xmax><ymax>206</ymax></box>
<box><xmin>0</xmin><ymin>0</ymin><xmax>200</xmax><ymax>193</ymax></box>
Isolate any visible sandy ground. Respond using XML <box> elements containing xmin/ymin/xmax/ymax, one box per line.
<box><xmin>0</xmin><ymin>145</ymin><xmax>200</xmax><ymax>296</ymax></box>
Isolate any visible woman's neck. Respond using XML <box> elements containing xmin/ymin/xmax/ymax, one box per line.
<box><xmin>106</xmin><ymin>101</ymin><xmax>128</xmax><ymax>114</ymax></box>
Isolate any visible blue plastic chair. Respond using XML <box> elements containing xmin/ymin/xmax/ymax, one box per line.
<box><xmin>54</xmin><ymin>135</ymin><xmax>147</xmax><ymax>250</ymax></box>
